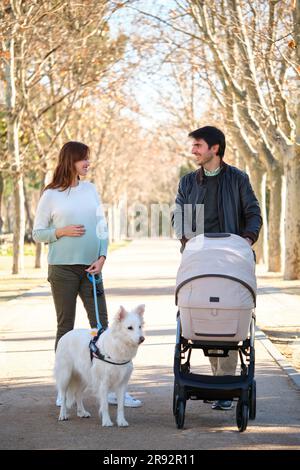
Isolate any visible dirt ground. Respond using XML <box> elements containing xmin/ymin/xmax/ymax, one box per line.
<box><xmin>255</xmin><ymin>271</ymin><xmax>300</xmax><ymax>372</ymax></box>
<box><xmin>268</xmin><ymin>334</ymin><xmax>300</xmax><ymax>371</ymax></box>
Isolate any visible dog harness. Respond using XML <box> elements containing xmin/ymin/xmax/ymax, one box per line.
<box><xmin>89</xmin><ymin>328</ymin><xmax>131</xmax><ymax>365</ymax></box>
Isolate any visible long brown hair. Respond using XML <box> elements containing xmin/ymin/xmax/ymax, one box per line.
<box><xmin>44</xmin><ymin>141</ymin><xmax>90</xmax><ymax>192</ymax></box>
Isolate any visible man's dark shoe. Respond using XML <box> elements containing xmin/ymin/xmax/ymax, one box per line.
<box><xmin>211</xmin><ymin>400</ymin><xmax>233</xmax><ymax>410</ymax></box>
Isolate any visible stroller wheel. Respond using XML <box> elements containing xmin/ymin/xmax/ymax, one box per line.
<box><xmin>249</xmin><ymin>379</ymin><xmax>256</xmax><ymax>420</ymax></box>
<box><xmin>236</xmin><ymin>400</ymin><xmax>248</xmax><ymax>432</ymax></box>
<box><xmin>173</xmin><ymin>381</ymin><xmax>179</xmax><ymax>416</ymax></box>
<box><xmin>175</xmin><ymin>399</ymin><xmax>186</xmax><ymax>429</ymax></box>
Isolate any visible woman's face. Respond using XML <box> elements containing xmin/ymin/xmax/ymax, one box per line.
<box><xmin>74</xmin><ymin>158</ymin><xmax>90</xmax><ymax>177</ymax></box>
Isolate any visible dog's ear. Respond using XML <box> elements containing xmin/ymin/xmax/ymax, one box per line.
<box><xmin>116</xmin><ymin>305</ymin><xmax>127</xmax><ymax>322</ymax></box>
<box><xmin>135</xmin><ymin>304</ymin><xmax>145</xmax><ymax>317</ymax></box>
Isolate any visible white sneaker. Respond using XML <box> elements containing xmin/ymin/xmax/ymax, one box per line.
<box><xmin>108</xmin><ymin>392</ymin><xmax>142</xmax><ymax>408</ymax></box>
<box><xmin>56</xmin><ymin>393</ymin><xmax>62</xmax><ymax>407</ymax></box>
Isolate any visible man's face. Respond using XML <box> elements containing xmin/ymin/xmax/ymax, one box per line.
<box><xmin>191</xmin><ymin>139</ymin><xmax>218</xmax><ymax>166</ymax></box>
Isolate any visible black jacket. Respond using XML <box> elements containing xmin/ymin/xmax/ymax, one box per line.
<box><xmin>173</xmin><ymin>162</ymin><xmax>262</xmax><ymax>244</ymax></box>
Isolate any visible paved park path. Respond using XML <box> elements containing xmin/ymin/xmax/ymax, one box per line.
<box><xmin>0</xmin><ymin>239</ymin><xmax>300</xmax><ymax>450</ymax></box>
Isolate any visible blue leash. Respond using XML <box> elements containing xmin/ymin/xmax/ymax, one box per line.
<box><xmin>86</xmin><ymin>273</ymin><xmax>103</xmax><ymax>331</ymax></box>
<box><xmin>86</xmin><ymin>273</ymin><xmax>129</xmax><ymax>365</ymax></box>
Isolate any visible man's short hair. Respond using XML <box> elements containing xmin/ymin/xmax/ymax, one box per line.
<box><xmin>188</xmin><ymin>126</ymin><xmax>226</xmax><ymax>158</ymax></box>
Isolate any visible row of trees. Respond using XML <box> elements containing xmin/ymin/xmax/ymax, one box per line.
<box><xmin>0</xmin><ymin>0</ymin><xmax>126</xmax><ymax>272</ymax></box>
<box><xmin>132</xmin><ymin>0</ymin><xmax>299</xmax><ymax>279</ymax></box>
<box><xmin>1</xmin><ymin>0</ymin><xmax>299</xmax><ymax>279</ymax></box>
<box><xmin>0</xmin><ymin>0</ymin><xmax>181</xmax><ymax>273</ymax></box>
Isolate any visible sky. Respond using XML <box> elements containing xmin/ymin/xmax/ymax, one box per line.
<box><xmin>108</xmin><ymin>0</ymin><xmax>207</xmax><ymax>130</ymax></box>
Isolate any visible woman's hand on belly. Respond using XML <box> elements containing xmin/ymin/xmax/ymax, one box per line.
<box><xmin>55</xmin><ymin>225</ymin><xmax>85</xmax><ymax>238</ymax></box>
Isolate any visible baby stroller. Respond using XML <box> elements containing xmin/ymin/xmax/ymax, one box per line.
<box><xmin>173</xmin><ymin>233</ymin><xmax>256</xmax><ymax>432</ymax></box>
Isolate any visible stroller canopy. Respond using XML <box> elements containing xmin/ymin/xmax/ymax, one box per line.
<box><xmin>175</xmin><ymin>233</ymin><xmax>257</xmax><ymax>305</ymax></box>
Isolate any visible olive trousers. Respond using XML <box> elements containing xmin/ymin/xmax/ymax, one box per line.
<box><xmin>48</xmin><ymin>264</ymin><xmax>108</xmax><ymax>350</ymax></box>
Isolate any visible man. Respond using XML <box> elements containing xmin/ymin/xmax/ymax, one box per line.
<box><xmin>173</xmin><ymin>126</ymin><xmax>262</xmax><ymax>411</ymax></box>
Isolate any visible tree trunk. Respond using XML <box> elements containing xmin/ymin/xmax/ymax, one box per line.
<box><xmin>5</xmin><ymin>37</ymin><xmax>25</xmax><ymax>274</ymax></box>
<box><xmin>248</xmin><ymin>163</ymin><xmax>266</xmax><ymax>265</ymax></box>
<box><xmin>34</xmin><ymin>241</ymin><xmax>43</xmax><ymax>269</ymax></box>
<box><xmin>284</xmin><ymin>151</ymin><xmax>300</xmax><ymax>279</ymax></box>
<box><xmin>0</xmin><ymin>172</ymin><xmax>4</xmax><ymax>234</ymax></box>
<box><xmin>34</xmin><ymin>174</ymin><xmax>47</xmax><ymax>269</ymax></box>
<box><xmin>6</xmin><ymin>197</ymin><xmax>13</xmax><ymax>233</ymax></box>
<box><xmin>284</xmin><ymin>0</ymin><xmax>300</xmax><ymax>279</ymax></box>
<box><xmin>12</xmin><ymin>171</ymin><xmax>25</xmax><ymax>274</ymax></box>
<box><xmin>267</xmin><ymin>164</ymin><xmax>282</xmax><ymax>272</ymax></box>
<box><xmin>233</xmin><ymin>147</ymin><xmax>246</xmax><ymax>171</ymax></box>
<box><xmin>24</xmin><ymin>182</ymin><xmax>34</xmax><ymax>240</ymax></box>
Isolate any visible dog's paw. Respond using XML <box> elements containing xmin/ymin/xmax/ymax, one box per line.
<box><xmin>102</xmin><ymin>418</ymin><xmax>114</xmax><ymax>427</ymax></box>
<box><xmin>77</xmin><ymin>410</ymin><xmax>91</xmax><ymax>418</ymax></box>
<box><xmin>117</xmin><ymin>418</ymin><xmax>129</xmax><ymax>427</ymax></box>
<box><xmin>58</xmin><ymin>412</ymin><xmax>69</xmax><ymax>421</ymax></box>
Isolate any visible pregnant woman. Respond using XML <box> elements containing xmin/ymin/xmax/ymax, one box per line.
<box><xmin>33</xmin><ymin>141</ymin><xmax>141</xmax><ymax>408</ymax></box>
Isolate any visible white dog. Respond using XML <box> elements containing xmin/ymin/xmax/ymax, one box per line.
<box><xmin>54</xmin><ymin>304</ymin><xmax>145</xmax><ymax>427</ymax></box>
